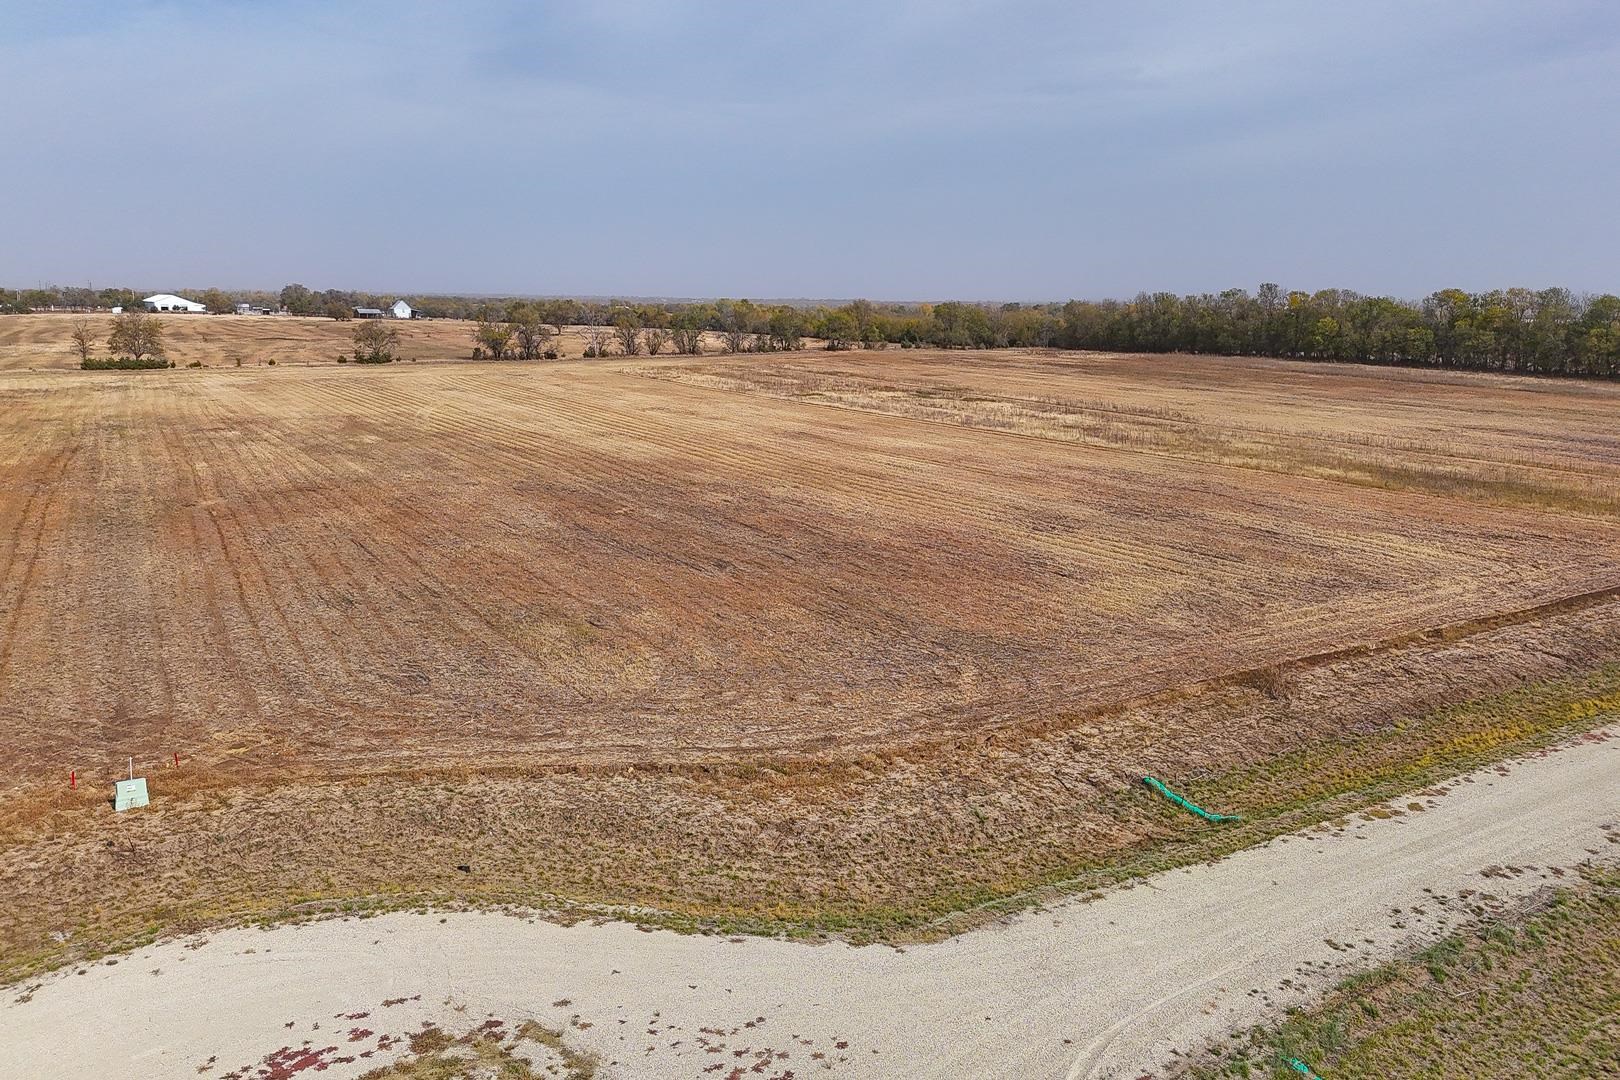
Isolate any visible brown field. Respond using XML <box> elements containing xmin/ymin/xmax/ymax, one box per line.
<box><xmin>644</xmin><ymin>350</ymin><xmax>1620</xmax><ymax>514</ymax></box>
<box><xmin>0</xmin><ymin>311</ymin><xmax>481</xmax><ymax>369</ymax></box>
<box><xmin>3</xmin><ymin>346</ymin><xmax>1620</xmax><ymax>977</ymax></box>
<box><xmin>0</xmin><ymin>311</ymin><xmax>730</xmax><ymax>370</ymax></box>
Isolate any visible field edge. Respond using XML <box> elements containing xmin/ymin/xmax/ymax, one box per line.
<box><xmin>5</xmin><ymin>672</ymin><xmax>1616</xmax><ymax>988</ymax></box>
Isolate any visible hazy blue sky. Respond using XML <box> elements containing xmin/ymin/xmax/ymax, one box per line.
<box><xmin>4</xmin><ymin>1</ymin><xmax>1617</xmax><ymax>299</ymax></box>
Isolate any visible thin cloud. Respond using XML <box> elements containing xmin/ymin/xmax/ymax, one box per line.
<box><xmin>2</xmin><ymin>1</ymin><xmax>1616</xmax><ymax>297</ymax></box>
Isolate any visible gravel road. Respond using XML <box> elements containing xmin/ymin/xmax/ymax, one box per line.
<box><xmin>5</xmin><ymin>729</ymin><xmax>1614</xmax><ymax>1080</ymax></box>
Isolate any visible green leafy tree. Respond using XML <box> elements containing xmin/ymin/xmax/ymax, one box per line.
<box><xmin>279</xmin><ymin>283</ymin><xmax>316</xmax><ymax>315</ymax></box>
<box><xmin>474</xmin><ymin>314</ymin><xmax>514</xmax><ymax>360</ymax></box>
<box><xmin>508</xmin><ymin>302</ymin><xmax>555</xmax><ymax>360</ymax></box>
<box><xmin>107</xmin><ymin>309</ymin><xmax>164</xmax><ymax>362</ymax></box>
<box><xmin>351</xmin><ymin>320</ymin><xmax>399</xmax><ymax>363</ymax></box>
<box><xmin>613</xmin><ymin>309</ymin><xmax>643</xmax><ymax>355</ymax></box>
<box><xmin>821</xmin><ymin>310</ymin><xmax>857</xmax><ymax>350</ymax></box>
<box><xmin>767</xmin><ymin>308</ymin><xmax>806</xmax><ymax>350</ymax></box>
<box><xmin>671</xmin><ymin>310</ymin><xmax>704</xmax><ymax>355</ymax></box>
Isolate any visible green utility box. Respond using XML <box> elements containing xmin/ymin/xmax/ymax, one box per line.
<box><xmin>114</xmin><ymin>777</ymin><xmax>149</xmax><ymax>812</ymax></box>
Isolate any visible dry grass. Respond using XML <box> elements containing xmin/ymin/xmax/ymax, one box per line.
<box><xmin>0</xmin><ymin>312</ymin><xmax>729</xmax><ymax>370</ymax></box>
<box><xmin>0</xmin><ymin>312</ymin><xmax>478</xmax><ymax>369</ymax></box>
<box><xmin>354</xmin><ymin>1019</ymin><xmax>597</xmax><ymax>1080</ymax></box>
<box><xmin>2</xmin><ymin>351</ymin><xmax>1619</xmax><ymax>980</ymax></box>
<box><xmin>1183</xmin><ymin>863</ymin><xmax>1620</xmax><ymax>1080</ymax></box>
<box><xmin>4</xmin><ymin>628</ymin><xmax>1618</xmax><ymax>981</ymax></box>
<box><xmin>634</xmin><ymin>351</ymin><xmax>1620</xmax><ymax>515</ymax></box>
<box><xmin>5</xmin><ymin>360</ymin><xmax>1617</xmax><ymax>793</ymax></box>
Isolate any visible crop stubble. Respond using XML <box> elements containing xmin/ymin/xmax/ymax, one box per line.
<box><xmin>2</xmin><ymin>350</ymin><xmax>1619</xmax><ymax>970</ymax></box>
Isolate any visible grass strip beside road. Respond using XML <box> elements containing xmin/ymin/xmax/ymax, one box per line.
<box><xmin>2</xmin><ymin>665</ymin><xmax>1617</xmax><ymax>984</ymax></box>
<box><xmin>1182</xmin><ymin>865</ymin><xmax>1620</xmax><ymax>1080</ymax></box>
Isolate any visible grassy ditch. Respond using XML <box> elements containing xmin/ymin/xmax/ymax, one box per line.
<box><xmin>3</xmin><ymin>666</ymin><xmax>1617</xmax><ymax>985</ymax></box>
<box><xmin>1181</xmin><ymin>864</ymin><xmax>1620</xmax><ymax>1079</ymax></box>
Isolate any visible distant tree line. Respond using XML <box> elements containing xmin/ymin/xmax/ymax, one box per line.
<box><xmin>1048</xmin><ymin>286</ymin><xmax>1620</xmax><ymax>378</ymax></box>
<box><xmin>452</xmin><ymin>287</ymin><xmax>1620</xmax><ymax>377</ymax></box>
<box><xmin>12</xmin><ymin>281</ymin><xmax>1618</xmax><ymax>378</ymax></box>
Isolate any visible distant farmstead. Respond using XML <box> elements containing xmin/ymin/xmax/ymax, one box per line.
<box><xmin>142</xmin><ymin>293</ymin><xmax>206</xmax><ymax>313</ymax></box>
<box><xmin>390</xmin><ymin>300</ymin><xmax>414</xmax><ymax>320</ymax></box>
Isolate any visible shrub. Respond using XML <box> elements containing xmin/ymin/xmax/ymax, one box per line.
<box><xmin>80</xmin><ymin>355</ymin><xmax>171</xmax><ymax>370</ymax></box>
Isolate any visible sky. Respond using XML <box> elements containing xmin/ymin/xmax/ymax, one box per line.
<box><xmin>3</xmin><ymin>1</ymin><xmax>1618</xmax><ymax>300</ymax></box>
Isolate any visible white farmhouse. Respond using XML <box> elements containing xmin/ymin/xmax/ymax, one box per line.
<box><xmin>142</xmin><ymin>293</ymin><xmax>207</xmax><ymax>313</ymax></box>
<box><xmin>390</xmin><ymin>299</ymin><xmax>414</xmax><ymax>320</ymax></box>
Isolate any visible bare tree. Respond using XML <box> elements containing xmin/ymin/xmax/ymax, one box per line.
<box><xmin>613</xmin><ymin>310</ymin><xmax>643</xmax><ymax>355</ymax></box>
<box><xmin>643</xmin><ymin>327</ymin><xmax>670</xmax><ymax>355</ymax></box>
<box><xmin>69</xmin><ymin>318</ymin><xmax>96</xmax><ymax>363</ymax></box>
<box><xmin>580</xmin><ymin>303</ymin><xmax>611</xmax><ymax>357</ymax></box>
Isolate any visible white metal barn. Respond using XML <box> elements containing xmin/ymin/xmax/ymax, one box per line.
<box><xmin>390</xmin><ymin>299</ymin><xmax>414</xmax><ymax>320</ymax></box>
<box><xmin>142</xmin><ymin>293</ymin><xmax>207</xmax><ymax>313</ymax></box>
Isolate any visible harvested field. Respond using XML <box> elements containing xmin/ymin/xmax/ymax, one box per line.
<box><xmin>3</xmin><ymin>350</ymin><xmax>1620</xmax><ymax>976</ymax></box>
<box><xmin>0</xmin><ymin>311</ymin><xmax>726</xmax><ymax>370</ymax></box>
<box><xmin>637</xmin><ymin>349</ymin><xmax>1620</xmax><ymax>515</ymax></box>
<box><xmin>0</xmin><ymin>312</ymin><xmax>479</xmax><ymax>370</ymax></box>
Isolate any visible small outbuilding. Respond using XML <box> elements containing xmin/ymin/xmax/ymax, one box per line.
<box><xmin>390</xmin><ymin>299</ymin><xmax>414</xmax><ymax>320</ymax></box>
<box><xmin>353</xmin><ymin>307</ymin><xmax>385</xmax><ymax>319</ymax></box>
<box><xmin>142</xmin><ymin>293</ymin><xmax>207</xmax><ymax>313</ymax></box>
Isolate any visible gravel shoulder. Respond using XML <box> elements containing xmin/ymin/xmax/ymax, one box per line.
<box><xmin>5</xmin><ymin>728</ymin><xmax>1615</xmax><ymax>1080</ymax></box>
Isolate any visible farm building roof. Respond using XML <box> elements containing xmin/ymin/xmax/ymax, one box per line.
<box><xmin>142</xmin><ymin>293</ymin><xmax>205</xmax><ymax>309</ymax></box>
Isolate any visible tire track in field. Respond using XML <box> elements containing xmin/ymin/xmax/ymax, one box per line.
<box><xmin>224</xmin><ymin>376</ymin><xmax>626</xmax><ymax>710</ymax></box>
<box><xmin>528</xmin><ymin>368</ymin><xmax>1620</xmax><ymax>668</ymax></box>
<box><xmin>619</xmin><ymin>367</ymin><xmax>1620</xmax><ymax>654</ymax></box>
<box><xmin>181</xmin><ymin>385</ymin><xmax>531</xmax><ymax>734</ymax></box>
<box><xmin>0</xmin><ymin>439</ymin><xmax>80</xmax><ymax>690</ymax></box>
<box><xmin>815</xmin><ymin>357</ymin><xmax>1620</xmax><ymax>484</ymax></box>
<box><xmin>327</xmin><ymin>372</ymin><xmax>1097</xmax><ymax>672</ymax></box>
<box><xmin>185</xmin><ymin>389</ymin><xmax>396</xmax><ymax>722</ymax></box>
<box><xmin>377</xmin><ymin>370</ymin><xmax>1211</xmax><ymax>616</ymax></box>
<box><xmin>309</xmin><ymin>367</ymin><xmax>1620</xmax><ymax>723</ymax></box>
<box><xmin>280</xmin><ymin>374</ymin><xmax>1043</xmax><ymax>735</ymax></box>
